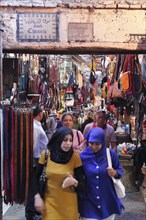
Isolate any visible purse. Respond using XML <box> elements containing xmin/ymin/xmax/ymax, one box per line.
<box><xmin>89</xmin><ymin>70</ymin><xmax>96</xmax><ymax>85</ymax></box>
<box><xmin>106</xmin><ymin>148</ymin><xmax>126</xmax><ymax>199</ymax></box>
<box><xmin>107</xmin><ymin>81</ymin><xmax>124</xmax><ymax>101</ymax></box>
<box><xmin>39</xmin><ymin>150</ymin><xmax>48</xmax><ymax>199</ymax></box>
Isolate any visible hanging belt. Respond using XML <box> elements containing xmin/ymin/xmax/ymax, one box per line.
<box><xmin>18</xmin><ymin>111</ymin><xmax>23</xmax><ymax>203</ymax></box>
<box><xmin>25</xmin><ymin>111</ymin><xmax>29</xmax><ymax>200</ymax></box>
<box><xmin>11</xmin><ymin>107</ymin><xmax>15</xmax><ymax>203</ymax></box>
<box><xmin>15</xmin><ymin>110</ymin><xmax>20</xmax><ymax>203</ymax></box>
<box><xmin>3</xmin><ymin>105</ymin><xmax>12</xmax><ymax>204</ymax></box>
<box><xmin>29</xmin><ymin>110</ymin><xmax>34</xmax><ymax>191</ymax></box>
<box><xmin>21</xmin><ymin>111</ymin><xmax>26</xmax><ymax>203</ymax></box>
<box><xmin>3</xmin><ymin>105</ymin><xmax>7</xmax><ymax>204</ymax></box>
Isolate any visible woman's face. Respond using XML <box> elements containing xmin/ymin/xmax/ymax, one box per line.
<box><xmin>62</xmin><ymin>115</ymin><xmax>73</xmax><ymax>129</ymax></box>
<box><xmin>89</xmin><ymin>142</ymin><xmax>102</xmax><ymax>153</ymax></box>
<box><xmin>60</xmin><ymin>134</ymin><xmax>73</xmax><ymax>151</ymax></box>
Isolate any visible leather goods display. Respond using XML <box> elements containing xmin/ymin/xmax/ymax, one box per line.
<box><xmin>89</xmin><ymin>70</ymin><xmax>96</xmax><ymax>85</ymax></box>
<box><xmin>120</xmin><ymin>71</ymin><xmax>132</xmax><ymax>93</ymax></box>
<box><xmin>133</xmin><ymin>71</ymin><xmax>142</xmax><ymax>94</ymax></box>
<box><xmin>107</xmin><ymin>81</ymin><xmax>124</xmax><ymax>103</ymax></box>
<box><xmin>39</xmin><ymin>150</ymin><xmax>48</xmax><ymax>199</ymax></box>
<box><xmin>120</xmin><ymin>54</ymin><xmax>136</xmax><ymax>96</ymax></box>
<box><xmin>106</xmin><ymin>81</ymin><xmax>127</xmax><ymax>107</ymax></box>
<box><xmin>89</xmin><ymin>56</ymin><xmax>96</xmax><ymax>85</ymax></box>
<box><xmin>2</xmin><ymin>105</ymin><xmax>33</xmax><ymax>204</ymax></box>
<box><xmin>106</xmin><ymin>148</ymin><xmax>126</xmax><ymax>199</ymax></box>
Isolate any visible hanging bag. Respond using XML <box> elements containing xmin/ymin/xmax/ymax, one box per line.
<box><xmin>39</xmin><ymin>150</ymin><xmax>48</xmax><ymax>199</ymax></box>
<box><xmin>133</xmin><ymin>56</ymin><xmax>142</xmax><ymax>94</ymax></box>
<box><xmin>106</xmin><ymin>79</ymin><xmax>126</xmax><ymax>107</ymax></box>
<box><xmin>120</xmin><ymin>55</ymin><xmax>134</xmax><ymax>95</ymax></box>
<box><xmin>106</xmin><ymin>148</ymin><xmax>126</xmax><ymax>199</ymax></box>
<box><xmin>107</xmin><ymin>81</ymin><xmax>124</xmax><ymax>101</ymax></box>
<box><xmin>89</xmin><ymin>56</ymin><xmax>96</xmax><ymax>85</ymax></box>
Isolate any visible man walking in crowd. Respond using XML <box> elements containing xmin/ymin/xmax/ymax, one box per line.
<box><xmin>25</xmin><ymin>105</ymin><xmax>48</xmax><ymax>220</ymax></box>
<box><xmin>33</xmin><ymin>105</ymin><xmax>48</xmax><ymax>167</ymax></box>
<box><xmin>81</xmin><ymin>110</ymin><xmax>94</xmax><ymax>133</ymax></box>
<box><xmin>83</xmin><ymin>110</ymin><xmax>117</xmax><ymax>151</ymax></box>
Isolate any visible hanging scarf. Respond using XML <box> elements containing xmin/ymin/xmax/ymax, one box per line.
<box><xmin>48</xmin><ymin>126</ymin><xmax>74</xmax><ymax>164</ymax></box>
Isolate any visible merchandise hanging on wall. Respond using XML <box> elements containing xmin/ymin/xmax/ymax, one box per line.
<box><xmin>2</xmin><ymin>105</ymin><xmax>33</xmax><ymax>204</ymax></box>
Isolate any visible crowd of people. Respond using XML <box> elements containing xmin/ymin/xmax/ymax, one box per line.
<box><xmin>25</xmin><ymin>104</ymin><xmax>146</xmax><ymax>220</ymax></box>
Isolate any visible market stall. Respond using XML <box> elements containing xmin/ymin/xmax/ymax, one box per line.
<box><xmin>1</xmin><ymin>53</ymin><xmax>146</xmax><ymax>203</ymax></box>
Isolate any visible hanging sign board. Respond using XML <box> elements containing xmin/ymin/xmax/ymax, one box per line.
<box><xmin>16</xmin><ymin>12</ymin><xmax>59</xmax><ymax>42</ymax></box>
<box><xmin>68</xmin><ymin>23</ymin><xmax>93</xmax><ymax>42</ymax></box>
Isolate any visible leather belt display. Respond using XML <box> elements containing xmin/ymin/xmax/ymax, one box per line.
<box><xmin>2</xmin><ymin>106</ymin><xmax>33</xmax><ymax>204</ymax></box>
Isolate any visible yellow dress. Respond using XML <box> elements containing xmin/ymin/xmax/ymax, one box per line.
<box><xmin>39</xmin><ymin>151</ymin><xmax>82</xmax><ymax>220</ymax></box>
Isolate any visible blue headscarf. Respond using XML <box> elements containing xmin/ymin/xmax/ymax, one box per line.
<box><xmin>81</xmin><ymin>127</ymin><xmax>107</xmax><ymax>160</ymax></box>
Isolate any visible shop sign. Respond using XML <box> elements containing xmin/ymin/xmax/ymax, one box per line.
<box><xmin>16</xmin><ymin>12</ymin><xmax>59</xmax><ymax>42</ymax></box>
<box><xmin>68</xmin><ymin>23</ymin><xmax>93</xmax><ymax>42</ymax></box>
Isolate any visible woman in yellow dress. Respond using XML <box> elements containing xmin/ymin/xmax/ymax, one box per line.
<box><xmin>34</xmin><ymin>126</ymin><xmax>84</xmax><ymax>220</ymax></box>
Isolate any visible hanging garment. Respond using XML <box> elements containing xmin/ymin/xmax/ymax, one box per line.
<box><xmin>3</xmin><ymin>106</ymin><xmax>33</xmax><ymax>204</ymax></box>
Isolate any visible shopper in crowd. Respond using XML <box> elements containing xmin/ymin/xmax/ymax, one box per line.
<box><xmin>46</xmin><ymin>115</ymin><xmax>56</xmax><ymax>142</ymax></box>
<box><xmin>61</xmin><ymin>112</ymin><xmax>85</xmax><ymax>153</ymax></box>
<box><xmin>81</xmin><ymin>110</ymin><xmax>94</xmax><ymax>133</ymax></box>
<box><xmin>34</xmin><ymin>126</ymin><xmax>85</xmax><ymax>220</ymax></box>
<box><xmin>79</xmin><ymin>127</ymin><xmax>124</xmax><ymax>220</ymax></box>
<box><xmin>33</xmin><ymin>105</ymin><xmax>49</xmax><ymax>167</ymax></box>
<box><xmin>25</xmin><ymin>105</ymin><xmax>48</xmax><ymax>220</ymax></box>
<box><xmin>72</xmin><ymin>113</ymin><xmax>81</xmax><ymax>131</ymax></box>
<box><xmin>83</xmin><ymin>110</ymin><xmax>117</xmax><ymax>151</ymax></box>
<box><xmin>134</xmin><ymin>134</ymin><xmax>146</xmax><ymax>189</ymax></box>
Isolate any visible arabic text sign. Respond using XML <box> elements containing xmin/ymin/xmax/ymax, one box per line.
<box><xmin>17</xmin><ymin>12</ymin><xmax>59</xmax><ymax>42</ymax></box>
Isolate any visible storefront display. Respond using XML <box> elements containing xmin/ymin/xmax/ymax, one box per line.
<box><xmin>1</xmin><ymin>53</ymin><xmax>146</xmax><ymax>203</ymax></box>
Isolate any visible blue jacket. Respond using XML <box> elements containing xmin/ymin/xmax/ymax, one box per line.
<box><xmin>79</xmin><ymin>127</ymin><xmax>124</xmax><ymax>220</ymax></box>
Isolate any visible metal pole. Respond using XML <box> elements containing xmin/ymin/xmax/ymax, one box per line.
<box><xmin>0</xmin><ymin>25</ymin><xmax>4</xmax><ymax>218</ymax></box>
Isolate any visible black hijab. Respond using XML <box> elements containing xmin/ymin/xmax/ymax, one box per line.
<box><xmin>48</xmin><ymin>126</ymin><xmax>74</xmax><ymax>164</ymax></box>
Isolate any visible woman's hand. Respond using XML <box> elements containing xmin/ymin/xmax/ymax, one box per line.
<box><xmin>74</xmin><ymin>140</ymin><xmax>87</xmax><ymax>154</ymax></box>
<box><xmin>106</xmin><ymin>167</ymin><xmax>117</xmax><ymax>177</ymax></box>
<box><xmin>62</xmin><ymin>172</ymin><xmax>78</xmax><ymax>188</ymax></box>
<box><xmin>34</xmin><ymin>193</ymin><xmax>45</xmax><ymax>215</ymax></box>
<box><xmin>74</xmin><ymin>149</ymin><xmax>82</xmax><ymax>154</ymax></box>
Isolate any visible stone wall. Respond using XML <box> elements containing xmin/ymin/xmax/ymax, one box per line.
<box><xmin>0</xmin><ymin>0</ymin><xmax>146</xmax><ymax>9</ymax></box>
<box><xmin>0</xmin><ymin>1</ymin><xmax>146</xmax><ymax>53</ymax></box>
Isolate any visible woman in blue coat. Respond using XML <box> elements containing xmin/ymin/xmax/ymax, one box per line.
<box><xmin>79</xmin><ymin>127</ymin><xmax>124</xmax><ymax>220</ymax></box>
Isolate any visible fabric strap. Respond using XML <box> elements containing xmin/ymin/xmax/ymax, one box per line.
<box><xmin>106</xmin><ymin>148</ymin><xmax>112</xmax><ymax>168</ymax></box>
<box><xmin>76</xmin><ymin>130</ymin><xmax>81</xmax><ymax>145</ymax></box>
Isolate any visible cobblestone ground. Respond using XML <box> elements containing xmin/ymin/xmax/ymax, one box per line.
<box><xmin>115</xmin><ymin>191</ymin><xmax>146</xmax><ymax>220</ymax></box>
<box><xmin>3</xmin><ymin>191</ymin><xmax>146</xmax><ymax>220</ymax></box>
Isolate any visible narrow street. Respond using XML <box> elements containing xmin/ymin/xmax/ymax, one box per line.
<box><xmin>3</xmin><ymin>191</ymin><xmax>146</xmax><ymax>220</ymax></box>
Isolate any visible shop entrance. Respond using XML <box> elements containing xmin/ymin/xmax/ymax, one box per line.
<box><xmin>1</xmin><ymin>52</ymin><xmax>146</xmax><ymax>217</ymax></box>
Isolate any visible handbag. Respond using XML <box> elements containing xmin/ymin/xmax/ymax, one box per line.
<box><xmin>89</xmin><ymin>70</ymin><xmax>96</xmax><ymax>85</ymax></box>
<box><xmin>107</xmin><ymin>81</ymin><xmax>124</xmax><ymax>101</ymax></box>
<box><xmin>106</xmin><ymin>148</ymin><xmax>126</xmax><ymax>199</ymax></box>
<box><xmin>39</xmin><ymin>150</ymin><xmax>48</xmax><ymax>199</ymax></box>
<box><xmin>89</xmin><ymin>56</ymin><xmax>96</xmax><ymax>85</ymax></box>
